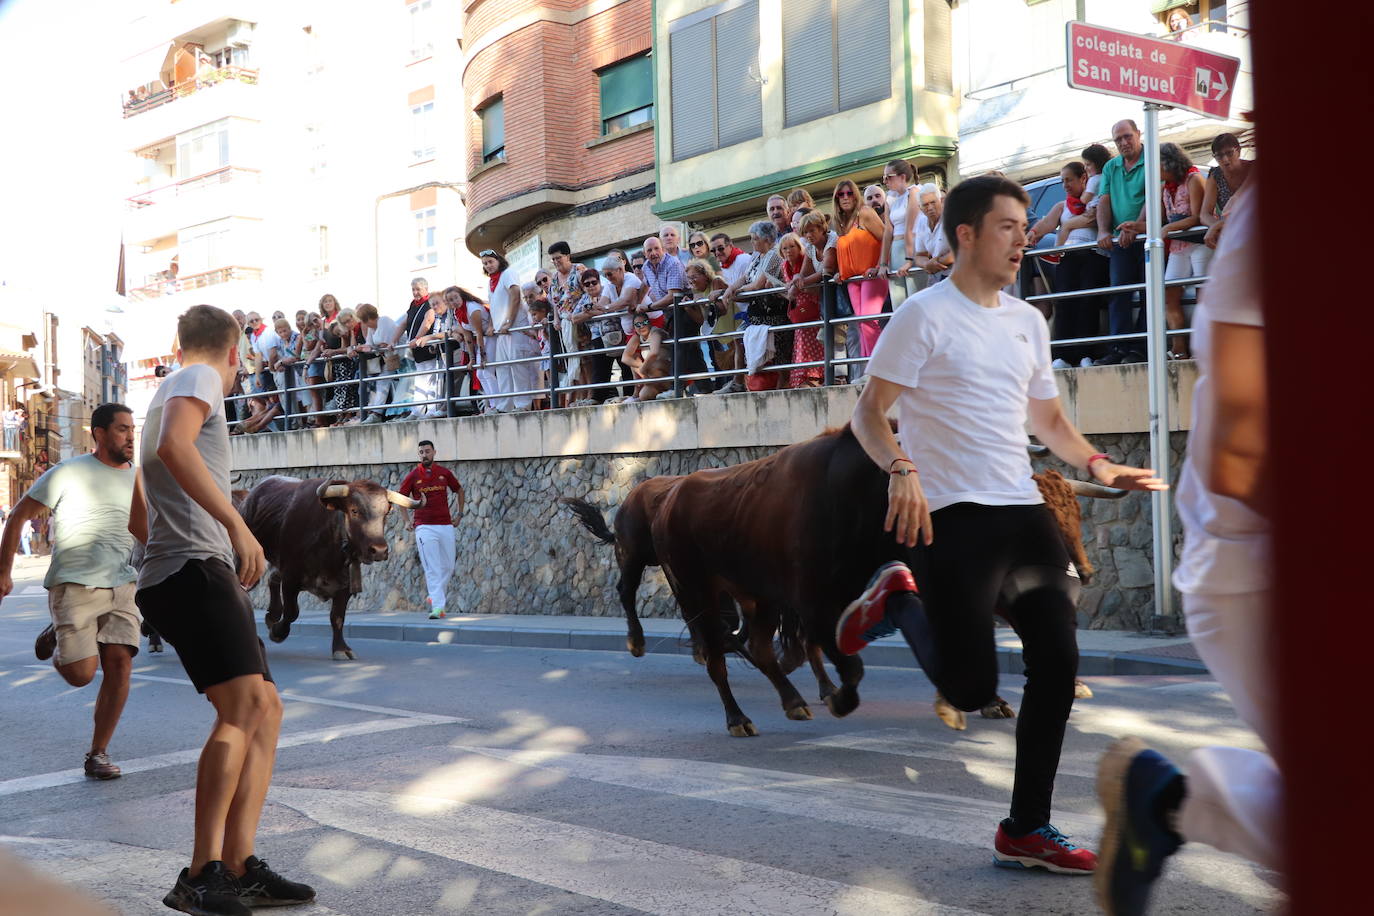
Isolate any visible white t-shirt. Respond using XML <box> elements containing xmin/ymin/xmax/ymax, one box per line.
<box><xmin>866</xmin><ymin>281</ymin><xmax>1059</xmax><ymax>511</ymax></box>
<box><xmin>252</xmin><ymin>329</ymin><xmax>281</xmax><ymax>366</ymax></box>
<box><xmin>489</xmin><ymin>268</ymin><xmax>523</xmax><ymax>328</ymax></box>
<box><xmin>1084</xmin><ymin>173</ymin><xmax>1102</xmax><ymax>212</ymax></box>
<box><xmin>718</xmin><ymin>253</ymin><xmax>753</xmax><ymax>287</ymax></box>
<box><xmin>915</xmin><ymin>215</ymin><xmax>951</xmax><ymax>277</ymax></box>
<box><xmin>365</xmin><ymin>315</ymin><xmax>397</xmax><ymax>349</ymax></box>
<box><xmin>608</xmin><ymin>272</ymin><xmax>654</xmax><ymax>333</ymax></box>
<box><xmin>1173</xmin><ymin>185</ymin><xmax>1268</xmax><ymax>596</ymax></box>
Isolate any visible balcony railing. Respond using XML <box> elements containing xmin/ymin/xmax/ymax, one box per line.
<box><xmin>126</xmin><ymin>166</ymin><xmax>262</xmax><ymax>210</ymax></box>
<box><xmin>129</xmin><ymin>265</ymin><xmax>263</xmax><ymax>300</ymax></box>
<box><xmin>122</xmin><ymin>66</ymin><xmax>259</xmax><ymax>119</ymax></box>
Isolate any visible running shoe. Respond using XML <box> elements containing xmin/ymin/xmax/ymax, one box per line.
<box><xmin>84</xmin><ymin>752</ymin><xmax>121</xmax><ymax>780</ymax></box>
<box><xmin>429</xmin><ymin>609</ymin><xmax>445</xmax><ymax>620</ymax></box>
<box><xmin>163</xmin><ymin>861</ymin><xmax>250</xmax><ymax>916</ymax></box>
<box><xmin>993</xmin><ymin>822</ymin><xmax>1097</xmax><ymax>874</ymax></box>
<box><xmin>834</xmin><ymin>561</ymin><xmax>917</xmax><ymax>655</ymax></box>
<box><xmin>238</xmin><ymin>855</ymin><xmax>316</xmax><ymax>907</ymax></box>
<box><xmin>1095</xmin><ymin>737</ymin><xmax>1185</xmax><ymax>915</ymax></box>
<box><xmin>34</xmin><ymin>624</ymin><xmax>56</xmax><ymax>661</ymax></box>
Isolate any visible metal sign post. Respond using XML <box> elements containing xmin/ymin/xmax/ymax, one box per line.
<box><xmin>1141</xmin><ymin>102</ymin><xmax>1174</xmax><ymax>627</ymax></box>
<box><xmin>1065</xmin><ymin>22</ymin><xmax>1240</xmax><ymax>628</ymax></box>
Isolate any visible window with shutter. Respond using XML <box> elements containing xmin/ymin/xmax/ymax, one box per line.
<box><xmin>924</xmin><ymin>0</ymin><xmax>953</xmax><ymax>94</ymax></box>
<box><xmin>783</xmin><ymin>0</ymin><xmax>833</xmax><ymax>127</ymax></box>
<box><xmin>668</xmin><ymin>0</ymin><xmax>762</xmax><ymax>161</ymax></box>
<box><xmin>838</xmin><ymin>0</ymin><xmax>890</xmax><ymax>110</ymax></box>
<box><xmin>599</xmin><ymin>54</ymin><xmax>655</xmax><ymax>135</ymax></box>
<box><xmin>480</xmin><ymin>97</ymin><xmax>505</xmax><ymax>163</ymax></box>
<box><xmin>713</xmin><ymin>1</ymin><xmax>762</xmax><ymax>147</ymax></box>
<box><xmin>669</xmin><ymin>20</ymin><xmax>713</xmax><ymax>160</ymax></box>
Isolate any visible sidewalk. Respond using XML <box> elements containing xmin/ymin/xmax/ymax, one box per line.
<box><xmin>261</xmin><ymin>610</ymin><xmax>1207</xmax><ymax>676</ymax></box>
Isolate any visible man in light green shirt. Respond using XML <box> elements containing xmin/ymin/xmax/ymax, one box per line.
<box><xmin>1095</xmin><ymin>118</ymin><xmax>1149</xmax><ymax>365</ymax></box>
<box><xmin>0</xmin><ymin>404</ymin><xmax>139</xmax><ymax>780</ymax></box>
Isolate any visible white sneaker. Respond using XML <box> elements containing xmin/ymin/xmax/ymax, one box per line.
<box><xmin>1051</xmin><ymin>358</ymin><xmax>1072</xmax><ymax>370</ymax></box>
<box><xmin>1079</xmin><ymin>357</ymin><xmax>1096</xmax><ymax>368</ymax></box>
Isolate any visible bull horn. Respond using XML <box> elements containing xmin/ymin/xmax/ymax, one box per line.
<box><xmin>318</xmin><ymin>483</ymin><xmax>350</xmax><ymax>500</ymax></box>
<box><xmin>230</xmin><ymin>472</ymin><xmax>242</xmax><ymax>484</ymax></box>
<box><xmin>1026</xmin><ymin>444</ymin><xmax>1049</xmax><ymax>456</ymax></box>
<box><xmin>387</xmin><ymin>490</ymin><xmax>422</xmax><ymax>508</ymax></box>
<box><xmin>1068</xmin><ymin>479</ymin><xmax>1129</xmax><ymax>499</ymax></box>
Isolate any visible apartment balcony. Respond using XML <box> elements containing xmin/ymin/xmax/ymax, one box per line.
<box><xmin>128</xmin><ymin>264</ymin><xmax>263</xmax><ymax>301</ymax></box>
<box><xmin>122</xmin><ymin>67</ymin><xmax>261</xmax><ymax>150</ymax></box>
<box><xmin>124</xmin><ymin>166</ymin><xmax>263</xmax><ymax>246</ymax></box>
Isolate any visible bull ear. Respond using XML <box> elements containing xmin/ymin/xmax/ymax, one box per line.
<box><xmin>317</xmin><ymin>480</ymin><xmax>351</xmax><ymax>510</ymax></box>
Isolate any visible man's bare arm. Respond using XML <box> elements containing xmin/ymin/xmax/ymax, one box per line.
<box><xmin>128</xmin><ymin>470</ymin><xmax>148</xmax><ymax>546</ymax></box>
<box><xmin>1027</xmin><ymin>395</ymin><xmax>1166</xmax><ymax>491</ymax></box>
<box><xmin>1205</xmin><ymin>321</ymin><xmax>1267</xmax><ymax>513</ymax></box>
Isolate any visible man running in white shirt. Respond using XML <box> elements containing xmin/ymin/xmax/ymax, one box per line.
<box><xmin>834</xmin><ymin>175</ymin><xmax>1165</xmax><ymax>875</ymax></box>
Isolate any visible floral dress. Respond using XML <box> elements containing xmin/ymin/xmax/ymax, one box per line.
<box><xmin>783</xmin><ymin>254</ymin><xmax>823</xmax><ymax>388</ymax></box>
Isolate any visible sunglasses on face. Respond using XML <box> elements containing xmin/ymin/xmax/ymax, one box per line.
<box><xmin>836</xmin><ymin>189</ymin><xmax>855</xmax><ymax>198</ymax></box>
<box><xmin>582</xmin><ymin>279</ymin><xmax>600</xmax><ymax>287</ymax></box>
<box><xmin>633</xmin><ymin>321</ymin><xmax>649</xmax><ymax>328</ymax></box>
<box><xmin>690</xmin><ymin>240</ymin><xmax>707</xmax><ymax>248</ymax></box>
<box><xmin>537</xmin><ymin>277</ymin><xmax>550</xmax><ymax>285</ymax></box>
<box><xmin>711</xmin><ymin>245</ymin><xmax>728</xmax><ymax>254</ymax></box>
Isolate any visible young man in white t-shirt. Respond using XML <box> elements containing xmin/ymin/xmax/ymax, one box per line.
<box><xmin>1094</xmin><ymin>182</ymin><xmax>1276</xmax><ymax>914</ymax></box>
<box><xmin>835</xmin><ymin>175</ymin><xmax>1165</xmax><ymax>875</ymax></box>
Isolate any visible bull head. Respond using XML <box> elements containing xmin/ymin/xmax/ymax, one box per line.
<box><xmin>315</xmin><ymin>480</ymin><xmax>411</xmax><ymax>564</ymax></box>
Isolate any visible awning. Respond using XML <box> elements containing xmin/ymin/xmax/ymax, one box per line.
<box><xmin>0</xmin><ymin>349</ymin><xmax>40</xmax><ymax>381</ymax></box>
<box><xmin>120</xmin><ymin>40</ymin><xmax>176</xmax><ymax>89</ymax></box>
<box><xmin>1151</xmin><ymin>0</ymin><xmax>1193</xmax><ymax>13</ymax></box>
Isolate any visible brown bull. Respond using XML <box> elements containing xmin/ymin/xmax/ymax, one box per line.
<box><xmin>238</xmin><ymin>476</ymin><xmax>421</xmax><ymax>660</ymax></box>
<box><xmin>565</xmin><ymin>427</ymin><xmax>1121</xmax><ymax>737</ymax></box>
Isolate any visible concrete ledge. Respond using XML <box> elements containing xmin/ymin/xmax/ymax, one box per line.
<box><xmin>231</xmin><ymin>363</ymin><xmax>1198</xmax><ymax>471</ymax></box>
<box><xmin>258</xmin><ymin>614</ymin><xmax>1209</xmax><ymax>676</ymax></box>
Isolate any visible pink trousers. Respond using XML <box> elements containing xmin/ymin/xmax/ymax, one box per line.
<box><xmin>848</xmin><ymin>278</ymin><xmax>888</xmax><ymax>356</ymax></box>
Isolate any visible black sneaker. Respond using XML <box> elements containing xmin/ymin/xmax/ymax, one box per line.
<box><xmin>239</xmin><ymin>855</ymin><xmax>316</xmax><ymax>907</ymax></box>
<box><xmin>163</xmin><ymin>861</ymin><xmax>250</xmax><ymax>916</ymax></box>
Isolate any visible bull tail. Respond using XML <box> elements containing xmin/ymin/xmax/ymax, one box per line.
<box><xmin>559</xmin><ymin>497</ymin><xmax>616</xmax><ymax>545</ymax></box>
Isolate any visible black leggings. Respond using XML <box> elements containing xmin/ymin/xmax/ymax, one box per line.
<box><xmin>886</xmin><ymin>502</ymin><xmax>1078</xmax><ymax>831</ymax></box>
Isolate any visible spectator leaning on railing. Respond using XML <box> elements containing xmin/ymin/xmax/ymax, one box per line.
<box><xmin>728</xmin><ymin>220</ymin><xmax>789</xmax><ymax>392</ymax></box>
<box><xmin>881</xmin><ymin>158</ymin><xmax>922</xmax><ymax>303</ymax></box>
<box><xmin>709</xmin><ymin>233</ymin><xmax>750</xmax><ymax>384</ymax></box>
<box><xmin>1029</xmin><ymin>161</ymin><xmax>1110</xmax><ymax>369</ymax></box>
<box><xmin>323</xmin><ymin>308</ymin><xmax>360</xmax><ymax>423</ymax></box>
<box><xmin>482</xmin><ymin>248</ymin><xmax>538</xmax><ymax>414</ymax></box>
<box><xmin>643</xmin><ymin>236</ymin><xmax>707</xmax><ymax>396</ymax></box>
<box><xmin>577</xmin><ymin>267</ymin><xmax>625</xmax><ymax>403</ymax></box>
<box><xmin>912</xmin><ymin>182</ymin><xmax>953</xmax><ymax>285</ymax></box>
<box><xmin>1158</xmin><ymin>142</ymin><xmax>1209</xmax><ymax>359</ymax></box>
<box><xmin>835</xmin><ymin>178</ymin><xmax>888</xmax><ymax>359</ymax></box>
<box><xmin>1200</xmin><ymin>132</ymin><xmax>1252</xmax><ymax>250</ymax></box>
<box><xmin>1095</xmin><ymin>118</ymin><xmax>1149</xmax><ymax>364</ymax></box>
<box><xmin>780</xmin><ymin>232</ymin><xmax>824</xmax><ymax>389</ymax></box>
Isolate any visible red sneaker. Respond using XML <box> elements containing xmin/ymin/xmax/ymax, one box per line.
<box><xmin>994</xmin><ymin>823</ymin><xmax>1097</xmax><ymax>875</ymax></box>
<box><xmin>834</xmin><ymin>561</ymin><xmax>917</xmax><ymax>655</ymax></box>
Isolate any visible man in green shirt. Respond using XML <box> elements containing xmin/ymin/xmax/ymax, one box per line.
<box><xmin>0</xmin><ymin>403</ymin><xmax>140</xmax><ymax>779</ymax></box>
<box><xmin>1095</xmin><ymin>118</ymin><xmax>1148</xmax><ymax>365</ymax></box>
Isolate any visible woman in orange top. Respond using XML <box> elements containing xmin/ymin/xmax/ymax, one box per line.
<box><xmin>833</xmin><ymin>178</ymin><xmax>888</xmax><ymax>356</ymax></box>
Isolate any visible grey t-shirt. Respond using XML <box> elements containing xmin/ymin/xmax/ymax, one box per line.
<box><xmin>138</xmin><ymin>363</ymin><xmax>236</xmax><ymax>588</ymax></box>
<box><xmin>26</xmin><ymin>453</ymin><xmax>136</xmax><ymax>589</ymax></box>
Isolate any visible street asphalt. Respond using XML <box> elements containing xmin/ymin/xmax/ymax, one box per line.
<box><xmin>0</xmin><ymin>555</ymin><xmax>1279</xmax><ymax>915</ymax></box>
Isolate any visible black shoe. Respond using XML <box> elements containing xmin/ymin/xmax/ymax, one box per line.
<box><xmin>35</xmin><ymin>624</ymin><xmax>56</xmax><ymax>661</ymax></box>
<box><xmin>1122</xmin><ymin>350</ymin><xmax>1147</xmax><ymax>364</ymax></box>
<box><xmin>163</xmin><ymin>861</ymin><xmax>250</xmax><ymax>916</ymax></box>
<box><xmin>239</xmin><ymin>855</ymin><xmax>316</xmax><ymax>907</ymax></box>
<box><xmin>1096</xmin><ymin>351</ymin><xmax>1125</xmax><ymax>366</ymax></box>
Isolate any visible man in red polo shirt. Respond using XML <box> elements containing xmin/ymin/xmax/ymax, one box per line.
<box><xmin>398</xmin><ymin>440</ymin><xmax>464</xmax><ymax>619</ymax></box>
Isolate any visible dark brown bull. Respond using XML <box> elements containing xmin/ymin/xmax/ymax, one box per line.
<box><xmin>565</xmin><ymin>426</ymin><xmax>1122</xmax><ymax>737</ymax></box>
<box><xmin>238</xmin><ymin>476</ymin><xmax>421</xmax><ymax>660</ymax></box>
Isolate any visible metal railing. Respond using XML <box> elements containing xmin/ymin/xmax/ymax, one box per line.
<box><xmin>129</xmin><ymin>265</ymin><xmax>264</xmax><ymax>300</ymax></box>
<box><xmin>122</xmin><ymin>66</ymin><xmax>259</xmax><ymax>118</ymax></box>
<box><xmin>223</xmin><ymin>227</ymin><xmax>1213</xmax><ymax>432</ymax></box>
<box><xmin>126</xmin><ymin>166</ymin><xmax>262</xmax><ymax>209</ymax></box>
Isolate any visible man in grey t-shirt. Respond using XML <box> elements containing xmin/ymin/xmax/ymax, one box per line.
<box><xmin>130</xmin><ymin>305</ymin><xmax>314</xmax><ymax>915</ymax></box>
<box><xmin>0</xmin><ymin>404</ymin><xmax>139</xmax><ymax>780</ymax></box>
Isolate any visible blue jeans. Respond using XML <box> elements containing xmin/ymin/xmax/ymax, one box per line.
<box><xmin>1107</xmin><ymin>244</ymin><xmax>1145</xmax><ymax>354</ymax></box>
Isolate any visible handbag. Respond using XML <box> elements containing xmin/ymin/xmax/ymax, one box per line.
<box><xmin>831</xmin><ymin>279</ymin><xmax>855</xmax><ymax>319</ymax></box>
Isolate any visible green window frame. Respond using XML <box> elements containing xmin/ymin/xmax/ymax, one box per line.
<box><xmin>480</xmin><ymin>96</ymin><xmax>505</xmax><ymax>164</ymax></box>
<box><xmin>598</xmin><ymin>54</ymin><xmax>654</xmax><ymax>136</ymax></box>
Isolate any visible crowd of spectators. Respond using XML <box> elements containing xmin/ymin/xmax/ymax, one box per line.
<box><xmin>223</xmin><ymin>122</ymin><xmax>1250</xmax><ymax>433</ymax></box>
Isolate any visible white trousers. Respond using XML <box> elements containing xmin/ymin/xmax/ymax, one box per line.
<box><xmin>1177</xmin><ymin>588</ymin><xmax>1281</xmax><ymax>870</ymax></box>
<box><xmin>491</xmin><ymin>335</ymin><xmax>539</xmax><ymax>411</ymax></box>
<box><xmin>412</xmin><ymin>358</ymin><xmax>441</xmax><ymax>415</ymax></box>
<box><xmin>415</xmin><ymin>524</ymin><xmax>456</xmax><ymax>612</ymax></box>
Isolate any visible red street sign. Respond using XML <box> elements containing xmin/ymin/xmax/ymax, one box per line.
<box><xmin>1066</xmin><ymin>21</ymin><xmax>1240</xmax><ymax>120</ymax></box>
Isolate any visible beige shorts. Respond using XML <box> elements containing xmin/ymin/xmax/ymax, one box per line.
<box><xmin>48</xmin><ymin>583</ymin><xmax>141</xmax><ymax>666</ymax></box>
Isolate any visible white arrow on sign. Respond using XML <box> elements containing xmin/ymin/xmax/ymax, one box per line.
<box><xmin>1211</xmin><ymin>68</ymin><xmax>1230</xmax><ymax>101</ymax></box>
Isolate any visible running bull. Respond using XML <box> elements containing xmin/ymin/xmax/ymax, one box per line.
<box><xmin>237</xmin><ymin>476</ymin><xmax>422</xmax><ymax>660</ymax></box>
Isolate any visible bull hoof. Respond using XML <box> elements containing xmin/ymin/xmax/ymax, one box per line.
<box><xmin>727</xmin><ymin>719</ymin><xmax>759</xmax><ymax>737</ymax></box>
<box><xmin>934</xmin><ymin>696</ymin><xmax>968</xmax><ymax>731</ymax></box>
<box><xmin>268</xmin><ymin>623</ymin><xmax>290</xmax><ymax>643</ymax></box>
<box><xmin>980</xmin><ymin>697</ymin><xmax>1017</xmax><ymax>719</ymax></box>
<box><xmin>332</xmin><ymin>649</ymin><xmax>356</xmax><ymax>661</ymax></box>
<box><xmin>627</xmin><ymin>637</ymin><xmax>645</xmax><ymax>658</ymax></box>
<box><xmin>785</xmin><ymin>705</ymin><xmax>813</xmax><ymax>721</ymax></box>
<box><xmin>1074</xmin><ymin>679</ymin><xmax>1094</xmax><ymax>700</ymax></box>
<box><xmin>823</xmin><ymin>684</ymin><xmax>860</xmax><ymax>718</ymax></box>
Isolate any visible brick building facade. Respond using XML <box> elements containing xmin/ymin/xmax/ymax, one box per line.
<box><xmin>463</xmin><ymin>0</ymin><xmax>659</xmax><ymax>265</ymax></box>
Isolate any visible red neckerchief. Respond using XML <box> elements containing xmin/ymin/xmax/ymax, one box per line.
<box><xmin>252</xmin><ymin>324</ymin><xmax>265</xmax><ymax>339</ymax></box>
<box><xmin>719</xmin><ymin>246</ymin><xmax>745</xmax><ymax>269</ymax></box>
<box><xmin>488</xmin><ymin>273</ymin><xmax>500</xmax><ymax>293</ymax></box>
<box><xmin>1164</xmin><ymin>165</ymin><xmax>1201</xmax><ymax>196</ymax></box>
<box><xmin>1066</xmin><ymin>195</ymin><xmax>1086</xmax><ymax>215</ymax></box>
<box><xmin>411</xmin><ymin>295</ymin><xmax>430</xmax><ymax>309</ymax></box>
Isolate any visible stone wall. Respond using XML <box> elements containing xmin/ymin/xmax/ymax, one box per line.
<box><xmin>237</xmin><ymin>429</ymin><xmax>1186</xmax><ymax>632</ymax></box>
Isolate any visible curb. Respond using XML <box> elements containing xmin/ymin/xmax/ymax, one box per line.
<box><xmin>258</xmin><ymin>618</ymin><xmax>1209</xmax><ymax>677</ymax></box>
